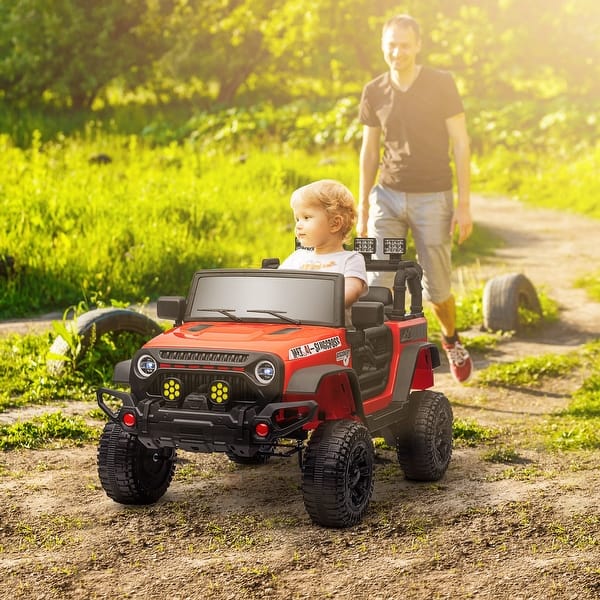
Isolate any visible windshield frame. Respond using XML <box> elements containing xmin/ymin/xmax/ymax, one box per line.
<box><xmin>185</xmin><ymin>269</ymin><xmax>345</xmax><ymax>327</ymax></box>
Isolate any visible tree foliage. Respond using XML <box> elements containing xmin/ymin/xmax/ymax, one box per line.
<box><xmin>0</xmin><ymin>0</ymin><xmax>175</xmax><ymax>108</ymax></box>
<box><xmin>0</xmin><ymin>0</ymin><xmax>598</xmax><ymax>112</ymax></box>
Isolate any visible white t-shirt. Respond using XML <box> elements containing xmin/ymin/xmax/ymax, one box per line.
<box><xmin>279</xmin><ymin>249</ymin><xmax>368</xmax><ymax>287</ymax></box>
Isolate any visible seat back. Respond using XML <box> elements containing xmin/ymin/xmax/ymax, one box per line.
<box><xmin>349</xmin><ymin>300</ymin><xmax>393</xmax><ymax>398</ymax></box>
<box><xmin>361</xmin><ymin>286</ymin><xmax>392</xmax><ymax>307</ymax></box>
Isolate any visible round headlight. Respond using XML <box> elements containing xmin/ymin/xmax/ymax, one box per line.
<box><xmin>137</xmin><ymin>354</ymin><xmax>157</xmax><ymax>378</ymax></box>
<box><xmin>255</xmin><ymin>360</ymin><xmax>276</xmax><ymax>384</ymax></box>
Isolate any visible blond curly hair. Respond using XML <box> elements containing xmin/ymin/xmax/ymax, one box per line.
<box><xmin>290</xmin><ymin>179</ymin><xmax>357</xmax><ymax>242</ymax></box>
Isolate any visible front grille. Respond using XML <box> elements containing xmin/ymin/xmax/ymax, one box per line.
<box><xmin>159</xmin><ymin>350</ymin><xmax>249</xmax><ymax>364</ymax></box>
<box><xmin>150</xmin><ymin>372</ymin><xmax>264</xmax><ymax>404</ymax></box>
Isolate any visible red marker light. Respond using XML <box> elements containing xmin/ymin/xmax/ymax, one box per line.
<box><xmin>122</xmin><ymin>412</ymin><xmax>136</xmax><ymax>428</ymax></box>
<box><xmin>254</xmin><ymin>422</ymin><xmax>270</xmax><ymax>438</ymax></box>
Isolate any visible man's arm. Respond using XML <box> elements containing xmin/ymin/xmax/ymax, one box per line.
<box><xmin>446</xmin><ymin>112</ymin><xmax>473</xmax><ymax>245</ymax></box>
<box><xmin>358</xmin><ymin>125</ymin><xmax>381</xmax><ymax>237</ymax></box>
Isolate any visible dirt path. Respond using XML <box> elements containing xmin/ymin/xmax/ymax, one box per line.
<box><xmin>1</xmin><ymin>194</ymin><xmax>600</xmax><ymax>600</ymax></box>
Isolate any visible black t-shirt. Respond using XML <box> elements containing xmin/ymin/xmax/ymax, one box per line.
<box><xmin>359</xmin><ymin>67</ymin><xmax>464</xmax><ymax>192</ymax></box>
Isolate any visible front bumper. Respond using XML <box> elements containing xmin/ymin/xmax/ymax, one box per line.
<box><xmin>97</xmin><ymin>387</ymin><xmax>318</xmax><ymax>452</ymax></box>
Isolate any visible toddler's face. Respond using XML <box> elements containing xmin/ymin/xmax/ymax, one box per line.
<box><xmin>292</xmin><ymin>197</ymin><xmax>335</xmax><ymax>250</ymax></box>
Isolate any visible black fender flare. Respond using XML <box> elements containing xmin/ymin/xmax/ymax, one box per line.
<box><xmin>286</xmin><ymin>365</ymin><xmax>365</xmax><ymax>423</ymax></box>
<box><xmin>366</xmin><ymin>341</ymin><xmax>440</xmax><ymax>445</ymax></box>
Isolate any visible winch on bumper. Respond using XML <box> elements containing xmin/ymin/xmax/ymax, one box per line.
<box><xmin>97</xmin><ymin>387</ymin><xmax>318</xmax><ymax>453</ymax></box>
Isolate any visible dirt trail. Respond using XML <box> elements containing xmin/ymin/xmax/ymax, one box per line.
<box><xmin>467</xmin><ymin>194</ymin><xmax>600</xmax><ymax>353</ymax></box>
<box><xmin>1</xmin><ymin>194</ymin><xmax>600</xmax><ymax>600</ymax></box>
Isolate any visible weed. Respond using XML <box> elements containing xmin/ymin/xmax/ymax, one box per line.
<box><xmin>453</xmin><ymin>418</ymin><xmax>500</xmax><ymax>447</ymax></box>
<box><xmin>481</xmin><ymin>444</ymin><xmax>521</xmax><ymax>463</ymax></box>
<box><xmin>539</xmin><ymin>340</ymin><xmax>600</xmax><ymax>450</ymax></box>
<box><xmin>0</xmin><ymin>333</ymin><xmax>92</xmax><ymax>412</ymax></box>
<box><xmin>16</xmin><ymin>514</ymin><xmax>87</xmax><ymax>550</ymax></box>
<box><xmin>476</xmin><ymin>353</ymin><xmax>580</xmax><ymax>387</ymax></box>
<box><xmin>488</xmin><ymin>465</ymin><xmax>555</xmax><ymax>482</ymax></box>
<box><xmin>0</xmin><ymin>412</ymin><xmax>99</xmax><ymax>450</ymax></box>
<box><xmin>575</xmin><ymin>271</ymin><xmax>600</xmax><ymax>302</ymax></box>
<box><xmin>460</xmin><ymin>333</ymin><xmax>500</xmax><ymax>354</ymax></box>
<box><xmin>544</xmin><ymin>419</ymin><xmax>600</xmax><ymax>450</ymax></box>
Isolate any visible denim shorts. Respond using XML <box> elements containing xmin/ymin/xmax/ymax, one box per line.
<box><xmin>367</xmin><ymin>184</ymin><xmax>453</xmax><ymax>303</ymax></box>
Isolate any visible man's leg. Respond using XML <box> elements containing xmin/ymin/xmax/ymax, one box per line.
<box><xmin>367</xmin><ymin>185</ymin><xmax>408</xmax><ymax>288</ymax></box>
<box><xmin>407</xmin><ymin>191</ymin><xmax>473</xmax><ymax>383</ymax></box>
<box><xmin>430</xmin><ymin>294</ymin><xmax>456</xmax><ymax>339</ymax></box>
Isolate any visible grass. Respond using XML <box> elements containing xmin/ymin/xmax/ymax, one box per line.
<box><xmin>0</xmin><ymin>108</ymin><xmax>598</xmax><ymax>454</ymax></box>
<box><xmin>575</xmin><ymin>271</ymin><xmax>600</xmax><ymax>303</ymax></box>
<box><xmin>481</xmin><ymin>444</ymin><xmax>522</xmax><ymax>464</ymax></box>
<box><xmin>476</xmin><ymin>353</ymin><xmax>581</xmax><ymax>387</ymax></box>
<box><xmin>472</xmin><ymin>142</ymin><xmax>600</xmax><ymax>219</ymax></box>
<box><xmin>472</xmin><ymin>341</ymin><xmax>600</xmax><ymax>451</ymax></box>
<box><xmin>0</xmin><ymin>412</ymin><xmax>99</xmax><ymax>450</ymax></box>
<box><xmin>542</xmin><ymin>342</ymin><xmax>600</xmax><ymax>450</ymax></box>
<box><xmin>0</xmin><ymin>132</ymin><xmax>359</xmax><ymax>318</ymax></box>
<box><xmin>453</xmin><ymin>418</ymin><xmax>501</xmax><ymax>447</ymax></box>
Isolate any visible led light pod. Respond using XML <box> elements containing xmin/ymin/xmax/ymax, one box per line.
<box><xmin>163</xmin><ymin>378</ymin><xmax>182</xmax><ymax>401</ymax></box>
<box><xmin>209</xmin><ymin>381</ymin><xmax>230</xmax><ymax>405</ymax></box>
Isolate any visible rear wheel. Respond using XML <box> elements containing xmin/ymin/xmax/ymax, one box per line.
<box><xmin>302</xmin><ymin>420</ymin><xmax>374</xmax><ymax>528</ymax></box>
<box><xmin>97</xmin><ymin>422</ymin><xmax>176</xmax><ymax>504</ymax></box>
<box><xmin>396</xmin><ymin>391</ymin><xmax>453</xmax><ymax>481</ymax></box>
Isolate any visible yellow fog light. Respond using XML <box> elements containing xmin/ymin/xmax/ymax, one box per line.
<box><xmin>163</xmin><ymin>378</ymin><xmax>182</xmax><ymax>401</ymax></box>
<box><xmin>210</xmin><ymin>381</ymin><xmax>230</xmax><ymax>405</ymax></box>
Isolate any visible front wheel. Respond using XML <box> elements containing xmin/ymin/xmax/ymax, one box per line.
<box><xmin>396</xmin><ymin>391</ymin><xmax>453</xmax><ymax>481</ymax></box>
<box><xmin>302</xmin><ymin>420</ymin><xmax>374</xmax><ymax>528</ymax></box>
<box><xmin>97</xmin><ymin>422</ymin><xmax>176</xmax><ymax>504</ymax></box>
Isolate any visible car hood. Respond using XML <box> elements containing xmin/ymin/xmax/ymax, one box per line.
<box><xmin>144</xmin><ymin>322</ymin><xmax>346</xmax><ymax>356</ymax></box>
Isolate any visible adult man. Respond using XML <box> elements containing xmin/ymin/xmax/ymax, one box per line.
<box><xmin>357</xmin><ymin>13</ymin><xmax>474</xmax><ymax>383</ymax></box>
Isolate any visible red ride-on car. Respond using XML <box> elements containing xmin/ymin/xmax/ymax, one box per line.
<box><xmin>96</xmin><ymin>238</ymin><xmax>453</xmax><ymax>528</ymax></box>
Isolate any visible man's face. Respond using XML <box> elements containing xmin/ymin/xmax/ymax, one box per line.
<box><xmin>382</xmin><ymin>25</ymin><xmax>421</xmax><ymax>74</ymax></box>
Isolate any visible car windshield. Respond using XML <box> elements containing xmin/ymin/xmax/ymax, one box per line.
<box><xmin>187</xmin><ymin>270</ymin><xmax>344</xmax><ymax>327</ymax></box>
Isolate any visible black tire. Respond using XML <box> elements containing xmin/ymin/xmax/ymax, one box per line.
<box><xmin>226</xmin><ymin>450</ymin><xmax>271</xmax><ymax>465</ymax></box>
<box><xmin>97</xmin><ymin>422</ymin><xmax>176</xmax><ymax>505</ymax></box>
<box><xmin>396</xmin><ymin>390</ymin><xmax>453</xmax><ymax>482</ymax></box>
<box><xmin>47</xmin><ymin>307</ymin><xmax>163</xmax><ymax>375</ymax></box>
<box><xmin>482</xmin><ymin>273</ymin><xmax>542</xmax><ymax>333</ymax></box>
<box><xmin>302</xmin><ymin>420</ymin><xmax>374</xmax><ymax>528</ymax></box>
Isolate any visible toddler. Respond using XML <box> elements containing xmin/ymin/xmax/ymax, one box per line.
<box><xmin>280</xmin><ymin>179</ymin><xmax>368</xmax><ymax>309</ymax></box>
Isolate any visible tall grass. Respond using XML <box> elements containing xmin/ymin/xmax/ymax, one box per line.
<box><xmin>472</xmin><ymin>144</ymin><xmax>600</xmax><ymax>219</ymax></box>
<box><xmin>2</xmin><ymin>99</ymin><xmax>598</xmax><ymax>318</ymax></box>
<box><xmin>0</xmin><ymin>131</ymin><xmax>358</xmax><ymax>317</ymax></box>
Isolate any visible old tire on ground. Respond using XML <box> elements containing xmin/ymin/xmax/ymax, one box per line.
<box><xmin>482</xmin><ymin>273</ymin><xmax>542</xmax><ymax>333</ymax></box>
<box><xmin>396</xmin><ymin>390</ymin><xmax>453</xmax><ymax>482</ymax></box>
<box><xmin>47</xmin><ymin>307</ymin><xmax>162</xmax><ymax>375</ymax></box>
<box><xmin>97</xmin><ymin>422</ymin><xmax>176</xmax><ymax>505</ymax></box>
<box><xmin>302</xmin><ymin>420</ymin><xmax>374</xmax><ymax>528</ymax></box>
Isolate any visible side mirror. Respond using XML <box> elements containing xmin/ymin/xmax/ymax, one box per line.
<box><xmin>157</xmin><ymin>296</ymin><xmax>186</xmax><ymax>324</ymax></box>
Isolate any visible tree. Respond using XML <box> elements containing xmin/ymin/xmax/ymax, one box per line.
<box><xmin>0</xmin><ymin>0</ymin><xmax>175</xmax><ymax>109</ymax></box>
